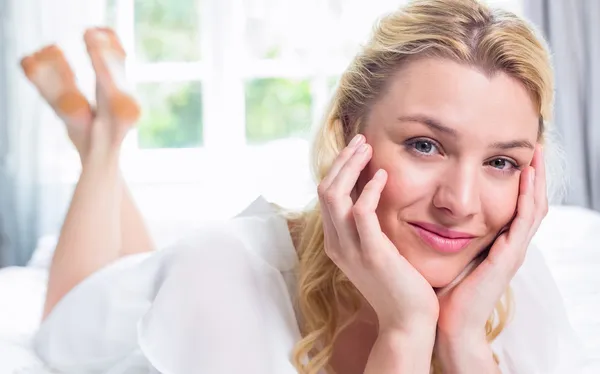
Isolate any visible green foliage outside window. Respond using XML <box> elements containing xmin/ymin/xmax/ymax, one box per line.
<box><xmin>110</xmin><ymin>0</ymin><xmax>315</xmax><ymax>148</ymax></box>
<box><xmin>136</xmin><ymin>83</ymin><xmax>203</xmax><ymax>148</ymax></box>
<box><xmin>134</xmin><ymin>0</ymin><xmax>201</xmax><ymax>62</ymax></box>
<box><xmin>245</xmin><ymin>78</ymin><xmax>312</xmax><ymax>143</ymax></box>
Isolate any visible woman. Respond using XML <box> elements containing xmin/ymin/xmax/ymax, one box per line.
<box><xmin>20</xmin><ymin>0</ymin><xmax>586</xmax><ymax>373</ymax></box>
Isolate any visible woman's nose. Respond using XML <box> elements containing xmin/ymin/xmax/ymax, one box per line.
<box><xmin>432</xmin><ymin>164</ymin><xmax>481</xmax><ymax>219</ymax></box>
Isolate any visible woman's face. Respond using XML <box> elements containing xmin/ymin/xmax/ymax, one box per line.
<box><xmin>357</xmin><ymin>57</ymin><xmax>540</xmax><ymax>288</ymax></box>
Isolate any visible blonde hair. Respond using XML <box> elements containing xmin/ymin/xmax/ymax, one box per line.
<box><xmin>288</xmin><ymin>0</ymin><xmax>556</xmax><ymax>373</ymax></box>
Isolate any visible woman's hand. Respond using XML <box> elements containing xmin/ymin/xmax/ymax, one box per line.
<box><xmin>435</xmin><ymin>145</ymin><xmax>548</xmax><ymax>372</ymax></box>
<box><xmin>318</xmin><ymin>134</ymin><xmax>439</xmax><ymax>334</ymax></box>
<box><xmin>319</xmin><ymin>133</ymin><xmax>439</xmax><ymax>373</ymax></box>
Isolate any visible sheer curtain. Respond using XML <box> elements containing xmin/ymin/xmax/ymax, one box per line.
<box><xmin>525</xmin><ymin>0</ymin><xmax>600</xmax><ymax>212</ymax></box>
<box><xmin>0</xmin><ymin>0</ymin><xmax>16</xmax><ymax>266</ymax></box>
<box><xmin>0</xmin><ymin>0</ymin><xmax>107</xmax><ymax>266</ymax></box>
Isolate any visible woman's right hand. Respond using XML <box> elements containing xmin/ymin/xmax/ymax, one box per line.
<box><xmin>317</xmin><ymin>133</ymin><xmax>439</xmax><ymax>334</ymax></box>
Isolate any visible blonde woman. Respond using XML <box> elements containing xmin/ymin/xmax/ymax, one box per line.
<box><xmin>21</xmin><ymin>0</ymin><xmax>586</xmax><ymax>373</ymax></box>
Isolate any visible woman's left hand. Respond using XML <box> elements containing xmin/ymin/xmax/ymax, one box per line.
<box><xmin>436</xmin><ymin>145</ymin><xmax>548</xmax><ymax>349</ymax></box>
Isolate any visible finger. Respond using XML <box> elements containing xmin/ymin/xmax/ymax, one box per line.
<box><xmin>325</xmin><ymin>144</ymin><xmax>372</xmax><ymax>246</ymax></box>
<box><xmin>531</xmin><ymin>145</ymin><xmax>548</xmax><ymax>233</ymax></box>
<box><xmin>319</xmin><ymin>133</ymin><xmax>365</xmax><ymax>191</ymax></box>
<box><xmin>318</xmin><ymin>135</ymin><xmax>364</xmax><ymax>256</ymax></box>
<box><xmin>317</xmin><ymin>135</ymin><xmax>368</xmax><ymax>257</ymax></box>
<box><xmin>327</xmin><ymin>143</ymin><xmax>372</xmax><ymax>210</ymax></box>
<box><xmin>507</xmin><ymin>166</ymin><xmax>535</xmax><ymax>247</ymax></box>
<box><xmin>318</xmin><ymin>193</ymin><xmax>340</xmax><ymax>257</ymax></box>
<box><xmin>486</xmin><ymin>166</ymin><xmax>535</xmax><ymax>274</ymax></box>
<box><xmin>353</xmin><ymin>169</ymin><xmax>388</xmax><ymax>249</ymax></box>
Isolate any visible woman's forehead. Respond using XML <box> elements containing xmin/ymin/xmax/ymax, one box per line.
<box><xmin>368</xmin><ymin>58</ymin><xmax>540</xmax><ymax>142</ymax></box>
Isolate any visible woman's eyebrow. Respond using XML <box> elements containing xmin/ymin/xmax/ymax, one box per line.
<box><xmin>397</xmin><ymin>115</ymin><xmax>457</xmax><ymax>137</ymax></box>
<box><xmin>489</xmin><ymin>140</ymin><xmax>534</xmax><ymax>150</ymax></box>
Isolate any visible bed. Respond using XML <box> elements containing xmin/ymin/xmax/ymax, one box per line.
<box><xmin>1</xmin><ymin>205</ymin><xmax>599</xmax><ymax>373</ymax></box>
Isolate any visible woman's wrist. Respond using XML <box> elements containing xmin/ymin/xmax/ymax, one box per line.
<box><xmin>365</xmin><ymin>324</ymin><xmax>436</xmax><ymax>374</ymax></box>
<box><xmin>434</xmin><ymin>330</ymin><xmax>500</xmax><ymax>374</ymax></box>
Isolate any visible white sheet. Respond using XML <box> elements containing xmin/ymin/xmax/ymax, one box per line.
<box><xmin>0</xmin><ymin>267</ymin><xmax>48</xmax><ymax>373</ymax></box>
<box><xmin>0</xmin><ymin>339</ymin><xmax>46</xmax><ymax>374</ymax></box>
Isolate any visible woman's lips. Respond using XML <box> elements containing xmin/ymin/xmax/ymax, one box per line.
<box><xmin>409</xmin><ymin>222</ymin><xmax>475</xmax><ymax>253</ymax></box>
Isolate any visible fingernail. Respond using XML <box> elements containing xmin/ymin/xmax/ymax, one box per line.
<box><xmin>349</xmin><ymin>134</ymin><xmax>363</xmax><ymax>147</ymax></box>
<box><xmin>358</xmin><ymin>143</ymin><xmax>369</xmax><ymax>153</ymax></box>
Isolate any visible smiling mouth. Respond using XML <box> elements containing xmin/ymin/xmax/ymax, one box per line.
<box><xmin>408</xmin><ymin>222</ymin><xmax>475</xmax><ymax>254</ymax></box>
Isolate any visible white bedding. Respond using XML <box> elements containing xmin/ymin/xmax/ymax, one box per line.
<box><xmin>1</xmin><ymin>205</ymin><xmax>599</xmax><ymax>373</ymax></box>
<box><xmin>0</xmin><ymin>267</ymin><xmax>48</xmax><ymax>373</ymax></box>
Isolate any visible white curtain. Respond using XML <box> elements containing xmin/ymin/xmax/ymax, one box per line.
<box><xmin>0</xmin><ymin>0</ymin><xmax>107</xmax><ymax>266</ymax></box>
<box><xmin>525</xmin><ymin>0</ymin><xmax>600</xmax><ymax>212</ymax></box>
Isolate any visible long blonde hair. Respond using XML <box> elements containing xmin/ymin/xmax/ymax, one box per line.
<box><xmin>288</xmin><ymin>0</ymin><xmax>555</xmax><ymax>373</ymax></box>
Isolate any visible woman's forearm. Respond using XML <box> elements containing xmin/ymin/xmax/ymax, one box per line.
<box><xmin>365</xmin><ymin>326</ymin><xmax>436</xmax><ymax>374</ymax></box>
<box><xmin>434</xmin><ymin>332</ymin><xmax>500</xmax><ymax>374</ymax></box>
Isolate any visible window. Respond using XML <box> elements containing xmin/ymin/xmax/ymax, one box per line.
<box><xmin>104</xmin><ymin>0</ymin><xmax>522</xmax><ymax>184</ymax></box>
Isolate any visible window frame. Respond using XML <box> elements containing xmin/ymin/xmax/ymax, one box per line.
<box><xmin>105</xmin><ymin>0</ymin><xmax>337</xmax><ymax>183</ymax></box>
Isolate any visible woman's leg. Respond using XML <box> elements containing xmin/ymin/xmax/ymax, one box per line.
<box><xmin>22</xmin><ymin>28</ymin><xmax>150</xmax><ymax>319</ymax></box>
<box><xmin>21</xmin><ymin>32</ymin><xmax>155</xmax><ymax>259</ymax></box>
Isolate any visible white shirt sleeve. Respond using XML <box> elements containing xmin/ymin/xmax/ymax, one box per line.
<box><xmin>493</xmin><ymin>244</ymin><xmax>589</xmax><ymax>374</ymax></box>
<box><xmin>137</xmin><ymin>218</ymin><xmax>301</xmax><ymax>374</ymax></box>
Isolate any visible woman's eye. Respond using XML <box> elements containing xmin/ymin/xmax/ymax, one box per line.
<box><xmin>488</xmin><ymin>158</ymin><xmax>515</xmax><ymax>170</ymax></box>
<box><xmin>412</xmin><ymin>140</ymin><xmax>438</xmax><ymax>155</ymax></box>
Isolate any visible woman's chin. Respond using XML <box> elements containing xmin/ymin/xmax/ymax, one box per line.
<box><xmin>404</xmin><ymin>249</ymin><xmax>484</xmax><ymax>290</ymax></box>
<box><xmin>405</xmin><ymin>258</ymin><xmax>460</xmax><ymax>289</ymax></box>
<box><xmin>425</xmin><ymin>275</ymin><xmax>453</xmax><ymax>289</ymax></box>
<box><xmin>420</xmin><ymin>261</ymin><xmax>477</xmax><ymax>290</ymax></box>
<box><xmin>418</xmin><ymin>264</ymin><xmax>466</xmax><ymax>289</ymax></box>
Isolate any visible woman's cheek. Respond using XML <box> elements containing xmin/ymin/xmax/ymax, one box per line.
<box><xmin>379</xmin><ymin>157</ymin><xmax>440</xmax><ymax>205</ymax></box>
<box><xmin>483</xmin><ymin>181</ymin><xmax>520</xmax><ymax>227</ymax></box>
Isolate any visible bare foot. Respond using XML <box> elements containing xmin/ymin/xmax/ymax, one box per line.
<box><xmin>84</xmin><ymin>27</ymin><xmax>140</xmax><ymax>141</ymax></box>
<box><xmin>20</xmin><ymin>45</ymin><xmax>93</xmax><ymax>154</ymax></box>
<box><xmin>21</xmin><ymin>28</ymin><xmax>140</xmax><ymax>155</ymax></box>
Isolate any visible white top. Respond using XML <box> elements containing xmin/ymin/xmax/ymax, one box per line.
<box><xmin>33</xmin><ymin>196</ymin><xmax>588</xmax><ymax>374</ymax></box>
